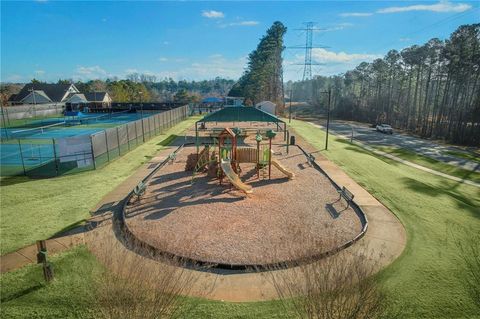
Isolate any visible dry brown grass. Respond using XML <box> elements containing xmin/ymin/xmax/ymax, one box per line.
<box><xmin>265</xmin><ymin>232</ymin><xmax>387</xmax><ymax>319</ymax></box>
<box><xmin>87</xmin><ymin>230</ymin><xmax>204</xmax><ymax>319</ymax></box>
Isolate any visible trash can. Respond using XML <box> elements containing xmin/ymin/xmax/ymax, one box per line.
<box><xmin>290</xmin><ymin>135</ymin><xmax>295</xmax><ymax>145</ymax></box>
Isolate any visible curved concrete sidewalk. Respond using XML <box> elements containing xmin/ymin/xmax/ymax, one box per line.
<box><xmin>86</xmin><ymin>135</ymin><xmax>406</xmax><ymax>302</ymax></box>
<box><xmin>1</xmin><ymin>134</ymin><xmax>406</xmax><ymax>303</ymax></box>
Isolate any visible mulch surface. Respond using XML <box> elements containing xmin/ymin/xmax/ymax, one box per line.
<box><xmin>125</xmin><ymin>133</ymin><xmax>362</xmax><ymax>266</ymax></box>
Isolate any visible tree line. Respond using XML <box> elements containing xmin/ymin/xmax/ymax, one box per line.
<box><xmin>229</xmin><ymin>21</ymin><xmax>287</xmax><ymax>110</ymax></box>
<box><xmin>1</xmin><ymin>77</ymin><xmax>235</xmax><ymax>105</ymax></box>
<box><xmin>288</xmin><ymin>24</ymin><xmax>480</xmax><ymax>146</ymax></box>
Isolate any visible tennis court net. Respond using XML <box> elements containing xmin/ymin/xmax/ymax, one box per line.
<box><xmin>8</xmin><ymin>121</ymin><xmax>67</xmax><ymax>139</ymax></box>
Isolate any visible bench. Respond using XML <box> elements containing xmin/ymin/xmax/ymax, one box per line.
<box><xmin>133</xmin><ymin>181</ymin><xmax>146</xmax><ymax>200</ymax></box>
<box><xmin>337</xmin><ymin>186</ymin><xmax>354</xmax><ymax>208</ymax></box>
<box><xmin>307</xmin><ymin>153</ymin><xmax>315</xmax><ymax>166</ymax></box>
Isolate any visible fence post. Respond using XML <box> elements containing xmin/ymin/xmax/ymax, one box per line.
<box><xmin>126</xmin><ymin>123</ymin><xmax>131</xmax><ymax>151</ymax></box>
<box><xmin>52</xmin><ymin>138</ymin><xmax>59</xmax><ymax>176</ymax></box>
<box><xmin>90</xmin><ymin>135</ymin><xmax>96</xmax><ymax>170</ymax></box>
<box><xmin>116</xmin><ymin>127</ymin><xmax>121</xmax><ymax>156</ymax></box>
<box><xmin>141</xmin><ymin>118</ymin><xmax>145</xmax><ymax>143</ymax></box>
<box><xmin>17</xmin><ymin>139</ymin><xmax>26</xmax><ymax>176</ymax></box>
<box><xmin>104</xmin><ymin>130</ymin><xmax>110</xmax><ymax>162</ymax></box>
<box><xmin>135</xmin><ymin>121</ymin><xmax>139</xmax><ymax>147</ymax></box>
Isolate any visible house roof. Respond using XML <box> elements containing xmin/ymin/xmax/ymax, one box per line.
<box><xmin>84</xmin><ymin>92</ymin><xmax>108</xmax><ymax>102</ymax></box>
<box><xmin>66</xmin><ymin>93</ymin><xmax>87</xmax><ymax>103</ymax></box>
<box><xmin>197</xmin><ymin>106</ymin><xmax>285</xmax><ymax>124</ymax></box>
<box><xmin>21</xmin><ymin>90</ymin><xmax>52</xmax><ymax>103</ymax></box>
<box><xmin>13</xmin><ymin>83</ymin><xmax>77</xmax><ymax>102</ymax></box>
<box><xmin>255</xmin><ymin>101</ymin><xmax>276</xmax><ymax>107</ymax></box>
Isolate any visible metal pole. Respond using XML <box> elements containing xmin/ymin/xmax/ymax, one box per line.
<box><xmin>90</xmin><ymin>135</ymin><xmax>96</xmax><ymax>170</ymax></box>
<box><xmin>289</xmin><ymin>88</ymin><xmax>292</xmax><ymax>123</ymax></box>
<box><xmin>104</xmin><ymin>130</ymin><xmax>110</xmax><ymax>162</ymax></box>
<box><xmin>325</xmin><ymin>89</ymin><xmax>331</xmax><ymax>150</ymax></box>
<box><xmin>18</xmin><ymin>139</ymin><xmax>26</xmax><ymax>175</ymax></box>
<box><xmin>52</xmin><ymin>138</ymin><xmax>59</xmax><ymax>176</ymax></box>
<box><xmin>116</xmin><ymin>127</ymin><xmax>121</xmax><ymax>156</ymax></box>
<box><xmin>286</xmin><ymin>130</ymin><xmax>289</xmax><ymax>154</ymax></box>
<box><xmin>1</xmin><ymin>104</ymin><xmax>9</xmax><ymax>139</ymax></box>
<box><xmin>126</xmin><ymin>123</ymin><xmax>131</xmax><ymax>150</ymax></box>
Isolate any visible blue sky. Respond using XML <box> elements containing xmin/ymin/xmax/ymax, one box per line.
<box><xmin>1</xmin><ymin>1</ymin><xmax>478</xmax><ymax>82</ymax></box>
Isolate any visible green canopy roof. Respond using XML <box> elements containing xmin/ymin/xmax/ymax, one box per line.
<box><xmin>197</xmin><ymin>106</ymin><xmax>285</xmax><ymax>124</ymax></box>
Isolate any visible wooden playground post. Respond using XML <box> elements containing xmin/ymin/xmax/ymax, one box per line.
<box><xmin>266</xmin><ymin>130</ymin><xmax>276</xmax><ymax>179</ymax></box>
<box><xmin>268</xmin><ymin>137</ymin><xmax>272</xmax><ymax>179</ymax></box>
<box><xmin>255</xmin><ymin>133</ymin><xmax>262</xmax><ymax>179</ymax></box>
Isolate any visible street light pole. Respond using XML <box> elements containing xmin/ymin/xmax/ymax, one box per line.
<box><xmin>289</xmin><ymin>88</ymin><xmax>293</xmax><ymax>123</ymax></box>
<box><xmin>325</xmin><ymin>89</ymin><xmax>331</xmax><ymax>150</ymax></box>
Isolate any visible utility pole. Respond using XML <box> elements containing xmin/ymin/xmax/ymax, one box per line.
<box><xmin>288</xmin><ymin>22</ymin><xmax>329</xmax><ymax>81</ymax></box>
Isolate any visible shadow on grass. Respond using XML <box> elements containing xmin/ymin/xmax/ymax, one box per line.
<box><xmin>1</xmin><ymin>284</ymin><xmax>44</xmax><ymax>303</ymax></box>
<box><xmin>0</xmin><ymin>175</ymin><xmax>33</xmax><ymax>187</ymax></box>
<box><xmin>401</xmin><ymin>177</ymin><xmax>480</xmax><ymax>219</ymax></box>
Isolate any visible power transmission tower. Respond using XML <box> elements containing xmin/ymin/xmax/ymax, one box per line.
<box><xmin>302</xmin><ymin>22</ymin><xmax>314</xmax><ymax>80</ymax></box>
<box><xmin>288</xmin><ymin>22</ymin><xmax>329</xmax><ymax>81</ymax></box>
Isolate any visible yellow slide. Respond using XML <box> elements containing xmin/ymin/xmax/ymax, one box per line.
<box><xmin>220</xmin><ymin>159</ymin><xmax>253</xmax><ymax>194</ymax></box>
<box><xmin>271</xmin><ymin>159</ymin><xmax>295</xmax><ymax>179</ymax></box>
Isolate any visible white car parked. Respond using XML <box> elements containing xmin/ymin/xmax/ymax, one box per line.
<box><xmin>376</xmin><ymin>124</ymin><xmax>393</xmax><ymax>134</ymax></box>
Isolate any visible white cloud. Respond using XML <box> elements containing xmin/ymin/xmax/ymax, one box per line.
<box><xmin>311</xmin><ymin>48</ymin><xmax>381</xmax><ymax>63</ymax></box>
<box><xmin>220</xmin><ymin>20</ymin><xmax>260</xmax><ymax>27</ymax></box>
<box><xmin>340</xmin><ymin>12</ymin><xmax>373</xmax><ymax>17</ymax></box>
<box><xmin>158</xmin><ymin>57</ymin><xmax>168</xmax><ymax>62</ymax></box>
<box><xmin>202</xmin><ymin>10</ymin><xmax>225</xmax><ymax>18</ymax></box>
<box><xmin>163</xmin><ymin>41</ymin><xmax>170</xmax><ymax>45</ymax></box>
<box><xmin>322</xmin><ymin>23</ymin><xmax>354</xmax><ymax>32</ymax></box>
<box><xmin>35</xmin><ymin>70</ymin><xmax>45</xmax><ymax>75</ymax></box>
<box><xmin>377</xmin><ymin>1</ymin><xmax>471</xmax><ymax>14</ymax></box>
<box><xmin>149</xmin><ymin>55</ymin><xmax>246</xmax><ymax>81</ymax></box>
<box><xmin>74</xmin><ymin>65</ymin><xmax>110</xmax><ymax>80</ymax></box>
<box><xmin>339</xmin><ymin>1</ymin><xmax>471</xmax><ymax>19</ymax></box>
<box><xmin>399</xmin><ymin>37</ymin><xmax>412</xmax><ymax>42</ymax></box>
<box><xmin>284</xmin><ymin>49</ymin><xmax>381</xmax><ymax>80</ymax></box>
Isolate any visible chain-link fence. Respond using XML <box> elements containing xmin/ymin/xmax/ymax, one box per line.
<box><xmin>0</xmin><ymin>106</ymin><xmax>189</xmax><ymax>178</ymax></box>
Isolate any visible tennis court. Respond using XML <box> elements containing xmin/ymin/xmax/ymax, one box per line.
<box><xmin>0</xmin><ymin>106</ymin><xmax>189</xmax><ymax>177</ymax></box>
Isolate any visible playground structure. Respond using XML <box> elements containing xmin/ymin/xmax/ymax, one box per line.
<box><xmin>190</xmin><ymin>126</ymin><xmax>294</xmax><ymax>194</ymax></box>
<box><xmin>189</xmin><ymin>107</ymin><xmax>294</xmax><ymax>194</ymax></box>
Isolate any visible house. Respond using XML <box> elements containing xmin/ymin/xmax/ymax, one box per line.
<box><xmin>84</xmin><ymin>92</ymin><xmax>112</xmax><ymax>108</ymax></box>
<box><xmin>8</xmin><ymin>83</ymin><xmax>80</xmax><ymax>105</ymax></box>
<box><xmin>255</xmin><ymin>101</ymin><xmax>276</xmax><ymax>115</ymax></box>
<box><xmin>225</xmin><ymin>96</ymin><xmax>244</xmax><ymax>107</ymax></box>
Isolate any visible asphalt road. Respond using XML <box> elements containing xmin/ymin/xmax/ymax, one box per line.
<box><xmin>319</xmin><ymin>121</ymin><xmax>479</xmax><ymax>172</ymax></box>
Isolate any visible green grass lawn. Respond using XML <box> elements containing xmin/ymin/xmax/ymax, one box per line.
<box><xmin>0</xmin><ymin>246</ymin><xmax>286</xmax><ymax>319</ymax></box>
<box><xmin>373</xmin><ymin>145</ymin><xmax>480</xmax><ymax>184</ymax></box>
<box><xmin>1</xmin><ymin>118</ymin><xmax>479</xmax><ymax>318</ymax></box>
<box><xmin>289</xmin><ymin>119</ymin><xmax>480</xmax><ymax>318</ymax></box>
<box><xmin>0</xmin><ymin>116</ymin><xmax>199</xmax><ymax>255</ymax></box>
